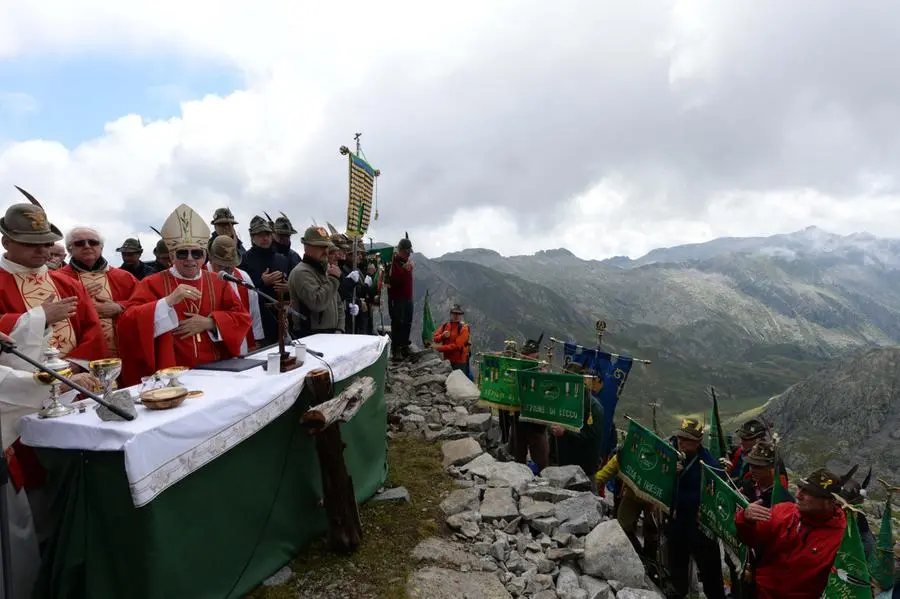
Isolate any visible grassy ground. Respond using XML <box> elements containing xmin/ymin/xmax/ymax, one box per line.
<box><xmin>245</xmin><ymin>434</ymin><xmax>455</xmax><ymax>599</ymax></box>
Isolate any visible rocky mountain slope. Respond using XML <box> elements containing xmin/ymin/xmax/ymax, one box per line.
<box><xmin>397</xmin><ymin>227</ymin><xmax>900</xmax><ymax>426</ymax></box>
<box><xmin>763</xmin><ymin>347</ymin><xmax>900</xmax><ymax>483</ymax></box>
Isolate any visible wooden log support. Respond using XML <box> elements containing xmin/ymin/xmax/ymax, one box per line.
<box><xmin>303</xmin><ymin>368</ymin><xmax>364</xmax><ymax>553</ymax></box>
<box><xmin>301</xmin><ymin>376</ymin><xmax>375</xmax><ymax>431</ymax></box>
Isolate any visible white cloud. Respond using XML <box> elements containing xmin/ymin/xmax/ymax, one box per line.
<box><xmin>2</xmin><ymin>0</ymin><xmax>900</xmax><ymax>264</ymax></box>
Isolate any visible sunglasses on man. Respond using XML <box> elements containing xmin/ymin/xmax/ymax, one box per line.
<box><xmin>174</xmin><ymin>249</ymin><xmax>205</xmax><ymax>260</ymax></box>
<box><xmin>71</xmin><ymin>239</ymin><xmax>101</xmax><ymax>248</ymax></box>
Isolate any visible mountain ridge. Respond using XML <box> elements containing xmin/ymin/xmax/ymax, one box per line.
<box><xmin>394</xmin><ymin>225</ymin><xmax>900</xmax><ymax>429</ymax></box>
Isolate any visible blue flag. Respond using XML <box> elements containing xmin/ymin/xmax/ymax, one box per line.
<box><xmin>565</xmin><ymin>346</ymin><xmax>634</xmax><ymax>458</ymax></box>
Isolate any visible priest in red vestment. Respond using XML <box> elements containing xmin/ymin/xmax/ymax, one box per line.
<box><xmin>0</xmin><ymin>201</ymin><xmax>108</xmax><ymax>369</ymax></box>
<box><xmin>206</xmin><ymin>235</ymin><xmax>264</xmax><ymax>354</ymax></box>
<box><xmin>117</xmin><ymin>203</ymin><xmax>252</xmax><ymax>385</ymax></box>
<box><xmin>0</xmin><ymin>199</ymin><xmax>108</xmax><ymax>497</ymax></box>
<box><xmin>57</xmin><ymin>226</ymin><xmax>138</xmax><ymax>358</ymax></box>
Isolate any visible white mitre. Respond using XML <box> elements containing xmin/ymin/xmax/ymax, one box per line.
<box><xmin>160</xmin><ymin>203</ymin><xmax>210</xmax><ymax>251</ymax></box>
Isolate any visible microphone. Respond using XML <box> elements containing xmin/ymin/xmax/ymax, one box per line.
<box><xmin>218</xmin><ymin>270</ymin><xmax>253</xmax><ymax>288</ymax></box>
<box><xmin>217</xmin><ymin>269</ymin><xmax>307</xmax><ymax>321</ymax></box>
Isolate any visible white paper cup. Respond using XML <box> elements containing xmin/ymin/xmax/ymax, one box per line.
<box><xmin>294</xmin><ymin>343</ymin><xmax>306</xmax><ymax>364</ymax></box>
<box><xmin>267</xmin><ymin>353</ymin><xmax>281</xmax><ymax>374</ymax></box>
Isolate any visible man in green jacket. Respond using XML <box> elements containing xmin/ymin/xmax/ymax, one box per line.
<box><xmin>287</xmin><ymin>226</ymin><xmax>346</xmax><ymax>337</ymax></box>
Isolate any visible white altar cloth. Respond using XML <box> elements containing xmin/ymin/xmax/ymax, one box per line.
<box><xmin>18</xmin><ymin>334</ymin><xmax>389</xmax><ymax>507</ymax></box>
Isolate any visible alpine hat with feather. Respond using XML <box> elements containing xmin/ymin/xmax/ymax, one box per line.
<box><xmin>1</xmin><ymin>187</ymin><xmax>63</xmax><ymax>244</ymax></box>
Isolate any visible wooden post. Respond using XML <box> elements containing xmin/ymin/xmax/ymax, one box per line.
<box><xmin>303</xmin><ymin>369</ymin><xmax>375</xmax><ymax>553</ymax></box>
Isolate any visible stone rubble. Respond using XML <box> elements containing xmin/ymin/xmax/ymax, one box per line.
<box><xmin>389</xmin><ymin>350</ymin><xmax>665</xmax><ymax>599</ymax></box>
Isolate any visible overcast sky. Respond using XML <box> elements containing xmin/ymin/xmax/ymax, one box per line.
<box><xmin>1</xmin><ymin>1</ymin><xmax>899</xmax><ymax>261</ymax></box>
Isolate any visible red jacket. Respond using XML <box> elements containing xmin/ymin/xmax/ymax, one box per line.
<box><xmin>387</xmin><ymin>255</ymin><xmax>413</xmax><ymax>300</ymax></box>
<box><xmin>735</xmin><ymin>502</ymin><xmax>846</xmax><ymax>599</ymax></box>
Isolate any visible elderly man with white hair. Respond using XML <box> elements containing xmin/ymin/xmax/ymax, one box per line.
<box><xmin>58</xmin><ymin>225</ymin><xmax>139</xmax><ymax>358</ymax></box>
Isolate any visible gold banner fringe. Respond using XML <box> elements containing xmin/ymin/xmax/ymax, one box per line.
<box><xmin>617</xmin><ymin>472</ymin><xmax>671</xmax><ymax>515</ymax></box>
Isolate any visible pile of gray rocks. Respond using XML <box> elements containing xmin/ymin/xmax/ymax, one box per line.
<box><xmin>388</xmin><ymin>351</ymin><xmax>664</xmax><ymax>599</ymax></box>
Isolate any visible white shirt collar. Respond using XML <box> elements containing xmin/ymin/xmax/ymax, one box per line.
<box><xmin>0</xmin><ymin>255</ymin><xmax>48</xmax><ymax>276</ymax></box>
<box><xmin>168</xmin><ymin>266</ymin><xmax>202</xmax><ymax>281</ymax></box>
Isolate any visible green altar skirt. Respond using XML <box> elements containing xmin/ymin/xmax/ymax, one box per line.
<box><xmin>33</xmin><ymin>348</ymin><xmax>389</xmax><ymax>599</ymax></box>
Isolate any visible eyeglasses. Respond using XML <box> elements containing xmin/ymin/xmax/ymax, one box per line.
<box><xmin>121</xmin><ymin>251</ymin><xmax>141</xmax><ymax>257</ymax></box>
<box><xmin>174</xmin><ymin>249</ymin><xmax>205</xmax><ymax>260</ymax></box>
<box><xmin>71</xmin><ymin>239</ymin><xmax>101</xmax><ymax>248</ymax></box>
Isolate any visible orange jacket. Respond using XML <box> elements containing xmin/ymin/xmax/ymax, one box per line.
<box><xmin>433</xmin><ymin>321</ymin><xmax>470</xmax><ymax>364</ymax></box>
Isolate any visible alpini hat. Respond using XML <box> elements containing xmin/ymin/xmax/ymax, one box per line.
<box><xmin>209</xmin><ymin>236</ymin><xmax>241</xmax><ymax>268</ymax></box>
<box><xmin>0</xmin><ymin>203</ymin><xmax>63</xmax><ymax>245</ymax></box>
<box><xmin>116</xmin><ymin>238</ymin><xmax>142</xmax><ymax>253</ymax></box>
<box><xmin>211</xmin><ymin>207</ymin><xmax>238</xmax><ymax>225</ymax></box>
<box><xmin>675</xmin><ymin>418</ymin><xmax>704</xmax><ymax>441</ymax></box>
<box><xmin>450</xmin><ymin>304</ymin><xmax>465</xmax><ymax>314</ymax></box>
<box><xmin>274</xmin><ymin>214</ymin><xmax>297</xmax><ymax>235</ymax></box>
<box><xmin>153</xmin><ymin>239</ymin><xmax>169</xmax><ymax>257</ymax></box>
<box><xmin>736</xmin><ymin>419</ymin><xmax>769</xmax><ymax>441</ymax></box>
<box><xmin>744</xmin><ymin>442</ymin><xmax>777</xmax><ymax>467</ymax></box>
<box><xmin>797</xmin><ymin>467</ymin><xmax>842</xmax><ymax>499</ymax></box>
<box><xmin>161</xmin><ymin>204</ymin><xmax>210</xmax><ymax>251</ymax></box>
<box><xmin>521</xmin><ymin>332</ymin><xmax>544</xmax><ymax>356</ymax></box>
<box><xmin>301</xmin><ymin>225</ymin><xmax>335</xmax><ymax>248</ymax></box>
<box><xmin>837</xmin><ymin>464</ymin><xmax>871</xmax><ymax>506</ymax></box>
<box><xmin>326</xmin><ymin>222</ymin><xmax>351</xmax><ymax>251</ymax></box>
<box><xmin>249</xmin><ymin>215</ymin><xmax>274</xmax><ymax>236</ymax></box>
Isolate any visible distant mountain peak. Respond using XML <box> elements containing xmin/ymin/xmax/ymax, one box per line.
<box><xmin>438</xmin><ymin>248</ymin><xmax>502</xmax><ymax>260</ymax></box>
<box><xmin>535</xmin><ymin>248</ymin><xmax>579</xmax><ymax>260</ymax></box>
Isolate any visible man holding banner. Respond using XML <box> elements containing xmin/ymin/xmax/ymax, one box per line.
<box><xmin>667</xmin><ymin>418</ymin><xmax>727</xmax><ymax>599</ymax></box>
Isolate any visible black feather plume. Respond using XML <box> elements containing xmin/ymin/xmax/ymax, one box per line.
<box><xmin>861</xmin><ymin>467</ymin><xmax>872</xmax><ymax>489</ymax></box>
<box><xmin>14</xmin><ymin>186</ymin><xmax>42</xmax><ymax>208</ymax></box>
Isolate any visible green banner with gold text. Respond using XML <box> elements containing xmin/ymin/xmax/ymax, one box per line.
<box><xmin>617</xmin><ymin>419</ymin><xmax>678</xmax><ymax>513</ymax></box>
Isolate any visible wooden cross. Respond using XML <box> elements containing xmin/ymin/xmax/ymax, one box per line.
<box><xmin>276</xmin><ymin>291</ymin><xmax>300</xmax><ymax>372</ymax></box>
<box><xmin>301</xmin><ymin>369</ymin><xmax>376</xmax><ymax>553</ymax></box>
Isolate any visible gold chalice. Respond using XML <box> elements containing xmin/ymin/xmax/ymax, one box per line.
<box><xmin>89</xmin><ymin>358</ymin><xmax>122</xmax><ymax>398</ymax></box>
<box><xmin>35</xmin><ymin>347</ymin><xmax>76</xmax><ymax>418</ymax></box>
<box><xmin>156</xmin><ymin>366</ymin><xmax>189</xmax><ymax>388</ymax></box>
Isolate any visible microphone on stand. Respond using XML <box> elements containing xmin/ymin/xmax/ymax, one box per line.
<box><xmin>216</xmin><ymin>270</ymin><xmax>307</xmax><ymax>321</ymax></box>
<box><xmin>216</xmin><ymin>271</ymin><xmax>329</xmax><ymax>356</ymax></box>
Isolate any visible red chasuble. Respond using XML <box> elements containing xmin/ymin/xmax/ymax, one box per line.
<box><xmin>0</xmin><ymin>268</ymin><xmax>108</xmax><ymax>362</ymax></box>
<box><xmin>117</xmin><ymin>269</ymin><xmax>251</xmax><ymax>385</ymax></box>
<box><xmin>57</xmin><ymin>264</ymin><xmax>138</xmax><ymax>356</ymax></box>
<box><xmin>0</xmin><ymin>265</ymin><xmax>109</xmax><ymax>491</ymax></box>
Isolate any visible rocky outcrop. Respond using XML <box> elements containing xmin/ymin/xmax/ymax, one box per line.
<box><xmin>764</xmin><ymin>347</ymin><xmax>900</xmax><ymax>485</ymax></box>
<box><xmin>390</xmin><ymin>350</ymin><xmax>664</xmax><ymax>599</ymax></box>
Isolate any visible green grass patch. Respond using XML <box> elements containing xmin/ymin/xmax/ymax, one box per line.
<box><xmin>246</xmin><ymin>434</ymin><xmax>456</xmax><ymax>599</ymax></box>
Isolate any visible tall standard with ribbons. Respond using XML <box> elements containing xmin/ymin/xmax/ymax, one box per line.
<box><xmin>339</xmin><ymin>136</ymin><xmax>380</xmax><ymax>335</ymax></box>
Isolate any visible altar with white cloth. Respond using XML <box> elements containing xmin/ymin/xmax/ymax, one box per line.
<box><xmin>20</xmin><ymin>334</ymin><xmax>390</xmax><ymax>599</ymax></box>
